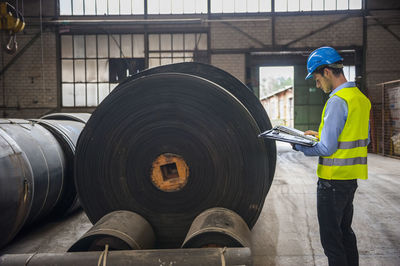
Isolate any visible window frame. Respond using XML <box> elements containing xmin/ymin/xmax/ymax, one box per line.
<box><xmin>58</xmin><ymin>0</ymin><xmax>364</xmax><ymax>16</ymax></box>
<box><xmin>60</xmin><ymin>31</ymin><xmax>209</xmax><ymax>108</ymax></box>
<box><xmin>60</xmin><ymin>34</ymin><xmax>146</xmax><ymax>107</ymax></box>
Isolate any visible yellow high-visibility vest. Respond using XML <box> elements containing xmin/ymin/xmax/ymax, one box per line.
<box><xmin>317</xmin><ymin>86</ymin><xmax>371</xmax><ymax>180</ymax></box>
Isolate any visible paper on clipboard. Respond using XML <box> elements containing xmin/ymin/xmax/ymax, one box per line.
<box><xmin>258</xmin><ymin>126</ymin><xmax>318</xmax><ymax>147</ymax></box>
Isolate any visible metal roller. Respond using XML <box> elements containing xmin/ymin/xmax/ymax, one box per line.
<box><xmin>182</xmin><ymin>207</ymin><xmax>251</xmax><ymax>248</ymax></box>
<box><xmin>68</xmin><ymin>210</ymin><xmax>155</xmax><ymax>252</ymax></box>
<box><xmin>0</xmin><ymin>127</ymin><xmax>33</xmax><ymax>249</ymax></box>
<box><xmin>31</xmin><ymin>119</ymin><xmax>86</xmax><ymax>216</ymax></box>
<box><xmin>0</xmin><ymin>248</ymin><xmax>252</xmax><ymax>266</ymax></box>
<box><xmin>40</xmin><ymin>113</ymin><xmax>91</xmax><ymax>124</ymax></box>
<box><xmin>0</xmin><ymin>119</ymin><xmax>66</xmax><ymax>225</ymax></box>
<box><xmin>75</xmin><ymin>65</ymin><xmax>274</xmax><ymax>248</ymax></box>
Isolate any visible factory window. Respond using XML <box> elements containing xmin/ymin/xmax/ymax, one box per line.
<box><xmin>148</xmin><ymin>33</ymin><xmax>208</xmax><ymax>68</ymax></box>
<box><xmin>59</xmin><ymin>0</ymin><xmax>145</xmax><ymax>15</ymax></box>
<box><xmin>60</xmin><ymin>0</ymin><xmax>362</xmax><ymax>15</ymax></box>
<box><xmin>274</xmin><ymin>0</ymin><xmax>362</xmax><ymax>12</ymax></box>
<box><xmin>147</xmin><ymin>0</ymin><xmax>207</xmax><ymax>14</ymax></box>
<box><xmin>109</xmin><ymin>58</ymin><xmax>145</xmax><ymax>83</ymax></box>
<box><xmin>61</xmin><ymin>34</ymin><xmax>145</xmax><ymax>107</ymax></box>
<box><xmin>211</xmin><ymin>0</ymin><xmax>272</xmax><ymax>13</ymax></box>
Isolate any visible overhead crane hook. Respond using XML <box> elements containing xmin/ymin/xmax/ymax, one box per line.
<box><xmin>0</xmin><ymin>2</ymin><xmax>25</xmax><ymax>54</ymax></box>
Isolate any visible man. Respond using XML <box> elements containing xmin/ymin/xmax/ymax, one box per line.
<box><xmin>293</xmin><ymin>46</ymin><xmax>371</xmax><ymax>266</ymax></box>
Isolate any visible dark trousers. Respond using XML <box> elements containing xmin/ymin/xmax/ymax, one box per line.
<box><xmin>317</xmin><ymin>178</ymin><xmax>359</xmax><ymax>266</ymax></box>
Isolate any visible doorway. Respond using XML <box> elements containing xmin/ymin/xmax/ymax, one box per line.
<box><xmin>248</xmin><ymin>50</ymin><xmax>360</xmax><ymax>131</ymax></box>
<box><xmin>259</xmin><ymin>66</ymin><xmax>294</xmax><ymax>127</ymax></box>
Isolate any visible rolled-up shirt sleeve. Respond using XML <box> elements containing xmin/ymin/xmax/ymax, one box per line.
<box><xmin>295</xmin><ymin>96</ymin><xmax>347</xmax><ymax>157</ymax></box>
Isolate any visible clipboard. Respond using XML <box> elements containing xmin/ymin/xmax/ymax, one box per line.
<box><xmin>258</xmin><ymin>126</ymin><xmax>317</xmax><ymax>147</ymax></box>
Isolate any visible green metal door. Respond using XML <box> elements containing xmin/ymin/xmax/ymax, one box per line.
<box><xmin>293</xmin><ymin>65</ymin><xmax>329</xmax><ymax>131</ymax></box>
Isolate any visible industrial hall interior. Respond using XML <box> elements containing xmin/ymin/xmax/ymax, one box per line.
<box><xmin>0</xmin><ymin>0</ymin><xmax>399</xmax><ymax>265</ymax></box>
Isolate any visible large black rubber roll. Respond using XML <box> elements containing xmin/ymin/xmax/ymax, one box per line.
<box><xmin>0</xmin><ymin>125</ymin><xmax>33</xmax><ymax>249</ymax></box>
<box><xmin>0</xmin><ymin>119</ymin><xmax>66</xmax><ymax>225</ymax></box>
<box><xmin>119</xmin><ymin>62</ymin><xmax>276</xmax><ymax>185</ymax></box>
<box><xmin>32</xmin><ymin>119</ymin><xmax>86</xmax><ymax>216</ymax></box>
<box><xmin>75</xmin><ymin>68</ymin><xmax>273</xmax><ymax>248</ymax></box>
<box><xmin>40</xmin><ymin>113</ymin><xmax>91</xmax><ymax>124</ymax></box>
<box><xmin>68</xmin><ymin>210</ymin><xmax>155</xmax><ymax>252</ymax></box>
<box><xmin>182</xmin><ymin>207</ymin><xmax>251</xmax><ymax>248</ymax></box>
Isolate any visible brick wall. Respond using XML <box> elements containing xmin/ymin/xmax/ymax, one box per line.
<box><xmin>275</xmin><ymin>15</ymin><xmax>363</xmax><ymax>48</ymax></box>
<box><xmin>365</xmin><ymin>11</ymin><xmax>400</xmax><ymax>154</ymax></box>
<box><xmin>0</xmin><ymin>4</ymin><xmax>398</xmax><ymax>120</ymax></box>
<box><xmin>208</xmin><ymin>13</ymin><xmax>363</xmax><ymax>87</ymax></box>
<box><xmin>23</xmin><ymin>0</ymin><xmax>56</xmax><ymax>17</ymax></box>
<box><xmin>211</xmin><ymin>54</ymin><xmax>245</xmax><ymax>83</ymax></box>
<box><xmin>365</xmin><ymin>10</ymin><xmax>400</xmax><ymax>104</ymax></box>
<box><xmin>209</xmin><ymin>11</ymin><xmax>400</xmax><ymax>104</ymax></box>
<box><xmin>210</xmin><ymin>17</ymin><xmax>271</xmax><ymax>49</ymax></box>
<box><xmin>0</xmin><ymin>27</ymin><xmax>58</xmax><ymax>118</ymax></box>
<box><xmin>0</xmin><ymin>0</ymin><xmax>57</xmax><ymax>118</ymax></box>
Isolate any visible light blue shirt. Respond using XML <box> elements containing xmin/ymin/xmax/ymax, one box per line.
<box><xmin>295</xmin><ymin>81</ymin><xmax>369</xmax><ymax>156</ymax></box>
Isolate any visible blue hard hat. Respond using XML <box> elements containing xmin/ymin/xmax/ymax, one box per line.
<box><xmin>305</xmin><ymin>46</ymin><xmax>343</xmax><ymax>80</ymax></box>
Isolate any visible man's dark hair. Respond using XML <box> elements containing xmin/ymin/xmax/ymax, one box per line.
<box><xmin>314</xmin><ymin>64</ymin><xmax>344</xmax><ymax>77</ymax></box>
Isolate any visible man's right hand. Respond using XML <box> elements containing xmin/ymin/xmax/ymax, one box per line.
<box><xmin>304</xmin><ymin>130</ymin><xmax>319</xmax><ymax>138</ymax></box>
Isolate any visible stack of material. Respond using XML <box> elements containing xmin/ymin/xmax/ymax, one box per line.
<box><xmin>0</xmin><ymin>113</ymin><xmax>90</xmax><ymax>249</ymax></box>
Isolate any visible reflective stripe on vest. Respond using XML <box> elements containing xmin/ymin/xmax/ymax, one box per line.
<box><xmin>337</xmin><ymin>139</ymin><xmax>369</xmax><ymax>149</ymax></box>
<box><xmin>319</xmin><ymin>157</ymin><xmax>367</xmax><ymax>166</ymax></box>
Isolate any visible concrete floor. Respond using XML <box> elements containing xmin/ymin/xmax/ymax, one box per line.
<box><xmin>251</xmin><ymin>142</ymin><xmax>400</xmax><ymax>265</ymax></box>
<box><xmin>2</xmin><ymin>142</ymin><xmax>400</xmax><ymax>265</ymax></box>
